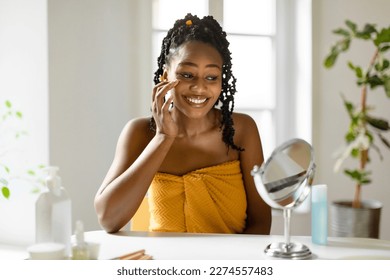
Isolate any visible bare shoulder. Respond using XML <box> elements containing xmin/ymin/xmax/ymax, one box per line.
<box><xmin>118</xmin><ymin>117</ymin><xmax>154</xmax><ymax>149</ymax></box>
<box><xmin>231</xmin><ymin>112</ymin><xmax>262</xmax><ymax>149</ymax></box>
<box><xmin>123</xmin><ymin>117</ymin><xmax>152</xmax><ymax>133</ymax></box>
<box><xmin>232</xmin><ymin>112</ymin><xmax>259</xmax><ymax>134</ymax></box>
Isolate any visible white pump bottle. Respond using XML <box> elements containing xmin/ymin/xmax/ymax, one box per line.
<box><xmin>35</xmin><ymin>166</ymin><xmax>72</xmax><ymax>257</ymax></box>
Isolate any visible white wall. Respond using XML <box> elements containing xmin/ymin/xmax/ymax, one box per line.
<box><xmin>42</xmin><ymin>0</ymin><xmax>390</xmax><ymax>241</ymax></box>
<box><xmin>0</xmin><ymin>0</ymin><xmax>49</xmax><ymax>182</ymax></box>
<box><xmin>2</xmin><ymin>0</ymin><xmax>389</xmax><ymax>244</ymax></box>
<box><xmin>0</xmin><ymin>0</ymin><xmax>48</xmax><ymax>245</ymax></box>
<box><xmin>313</xmin><ymin>0</ymin><xmax>390</xmax><ymax>240</ymax></box>
<box><xmin>48</xmin><ymin>0</ymin><xmax>152</xmax><ymax>231</ymax></box>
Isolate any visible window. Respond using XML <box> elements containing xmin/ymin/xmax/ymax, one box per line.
<box><xmin>223</xmin><ymin>0</ymin><xmax>276</xmax><ymax>158</ymax></box>
<box><xmin>151</xmin><ymin>0</ymin><xmax>311</xmax><ymax>158</ymax></box>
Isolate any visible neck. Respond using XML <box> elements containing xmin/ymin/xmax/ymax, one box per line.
<box><xmin>172</xmin><ymin>108</ymin><xmax>219</xmax><ymax>138</ymax></box>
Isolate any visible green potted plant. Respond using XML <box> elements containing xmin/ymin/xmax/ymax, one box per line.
<box><xmin>324</xmin><ymin>20</ymin><xmax>390</xmax><ymax>238</ymax></box>
<box><xmin>1</xmin><ymin>100</ymin><xmax>46</xmax><ymax>246</ymax></box>
<box><xmin>1</xmin><ymin>100</ymin><xmax>44</xmax><ymax>200</ymax></box>
<box><xmin>1</xmin><ymin>100</ymin><xmax>23</xmax><ymax>199</ymax></box>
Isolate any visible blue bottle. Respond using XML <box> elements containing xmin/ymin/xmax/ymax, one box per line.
<box><xmin>311</xmin><ymin>184</ymin><xmax>328</xmax><ymax>245</ymax></box>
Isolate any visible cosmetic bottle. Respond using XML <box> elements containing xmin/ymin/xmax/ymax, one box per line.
<box><xmin>72</xmin><ymin>220</ymin><xmax>90</xmax><ymax>260</ymax></box>
<box><xmin>35</xmin><ymin>166</ymin><xmax>72</xmax><ymax>257</ymax></box>
<box><xmin>311</xmin><ymin>184</ymin><xmax>328</xmax><ymax>245</ymax></box>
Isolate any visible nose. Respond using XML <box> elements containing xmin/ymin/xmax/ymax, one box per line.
<box><xmin>189</xmin><ymin>78</ymin><xmax>207</xmax><ymax>93</ymax></box>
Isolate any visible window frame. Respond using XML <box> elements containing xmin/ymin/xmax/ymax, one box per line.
<box><xmin>151</xmin><ymin>0</ymin><xmax>312</xmax><ymax>156</ymax></box>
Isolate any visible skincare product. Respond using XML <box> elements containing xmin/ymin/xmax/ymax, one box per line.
<box><xmin>72</xmin><ymin>220</ymin><xmax>90</xmax><ymax>260</ymax></box>
<box><xmin>27</xmin><ymin>242</ymin><xmax>65</xmax><ymax>260</ymax></box>
<box><xmin>35</xmin><ymin>166</ymin><xmax>72</xmax><ymax>257</ymax></box>
<box><xmin>311</xmin><ymin>184</ymin><xmax>328</xmax><ymax>245</ymax></box>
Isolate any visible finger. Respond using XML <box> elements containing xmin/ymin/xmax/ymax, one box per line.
<box><xmin>152</xmin><ymin>84</ymin><xmax>172</xmax><ymax>116</ymax></box>
<box><xmin>152</xmin><ymin>81</ymin><xmax>169</xmax><ymax>101</ymax></box>
<box><xmin>152</xmin><ymin>81</ymin><xmax>173</xmax><ymax>103</ymax></box>
<box><xmin>161</xmin><ymin>94</ymin><xmax>174</xmax><ymax>113</ymax></box>
<box><xmin>155</xmin><ymin>80</ymin><xmax>179</xmax><ymax>107</ymax></box>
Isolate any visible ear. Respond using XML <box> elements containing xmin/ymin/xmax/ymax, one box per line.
<box><xmin>162</xmin><ymin>69</ymin><xmax>169</xmax><ymax>82</ymax></box>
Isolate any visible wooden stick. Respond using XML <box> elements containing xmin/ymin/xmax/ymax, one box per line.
<box><xmin>113</xmin><ymin>249</ymin><xmax>145</xmax><ymax>260</ymax></box>
<box><xmin>138</xmin><ymin>254</ymin><xmax>153</xmax><ymax>260</ymax></box>
<box><xmin>121</xmin><ymin>252</ymin><xmax>145</xmax><ymax>260</ymax></box>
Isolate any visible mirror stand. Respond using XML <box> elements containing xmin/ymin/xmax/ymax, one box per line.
<box><xmin>252</xmin><ymin>138</ymin><xmax>315</xmax><ymax>260</ymax></box>
<box><xmin>264</xmin><ymin>209</ymin><xmax>311</xmax><ymax>259</ymax></box>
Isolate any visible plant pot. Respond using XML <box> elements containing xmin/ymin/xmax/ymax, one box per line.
<box><xmin>330</xmin><ymin>200</ymin><xmax>382</xmax><ymax>238</ymax></box>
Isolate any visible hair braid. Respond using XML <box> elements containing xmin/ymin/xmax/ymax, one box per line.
<box><xmin>151</xmin><ymin>13</ymin><xmax>243</xmax><ymax>151</ymax></box>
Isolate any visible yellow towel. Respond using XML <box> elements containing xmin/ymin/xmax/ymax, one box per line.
<box><xmin>149</xmin><ymin>160</ymin><xmax>247</xmax><ymax>233</ymax></box>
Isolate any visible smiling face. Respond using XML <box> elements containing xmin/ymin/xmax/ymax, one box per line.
<box><xmin>164</xmin><ymin>41</ymin><xmax>223</xmax><ymax>119</ymax></box>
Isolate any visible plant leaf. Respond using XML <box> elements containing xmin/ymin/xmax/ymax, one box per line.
<box><xmin>367</xmin><ymin>75</ymin><xmax>384</xmax><ymax>88</ymax></box>
<box><xmin>350</xmin><ymin>63</ymin><xmax>363</xmax><ymax>78</ymax></box>
<box><xmin>340</xmin><ymin>38</ymin><xmax>351</xmax><ymax>51</ymax></box>
<box><xmin>1</xmin><ymin>187</ymin><xmax>10</xmax><ymax>199</ymax></box>
<box><xmin>382</xmin><ymin>59</ymin><xmax>389</xmax><ymax>70</ymax></box>
<box><xmin>366</xmin><ymin>130</ymin><xmax>374</xmax><ymax>143</ymax></box>
<box><xmin>31</xmin><ymin>187</ymin><xmax>41</xmax><ymax>194</ymax></box>
<box><xmin>341</xmin><ymin>95</ymin><xmax>355</xmax><ymax>118</ymax></box>
<box><xmin>366</xmin><ymin>115</ymin><xmax>390</xmax><ymax>131</ymax></box>
<box><xmin>345</xmin><ymin>131</ymin><xmax>356</xmax><ymax>143</ymax></box>
<box><xmin>355</xmin><ymin>23</ymin><xmax>377</xmax><ymax>40</ymax></box>
<box><xmin>385</xmin><ymin>78</ymin><xmax>390</xmax><ymax>98</ymax></box>
<box><xmin>350</xmin><ymin>148</ymin><xmax>360</xmax><ymax>158</ymax></box>
<box><xmin>378</xmin><ymin>133</ymin><xmax>390</xmax><ymax>149</ymax></box>
<box><xmin>355</xmin><ymin>66</ymin><xmax>363</xmax><ymax>78</ymax></box>
<box><xmin>345</xmin><ymin>20</ymin><xmax>357</xmax><ymax>33</ymax></box>
<box><xmin>333</xmin><ymin>28</ymin><xmax>350</xmax><ymax>37</ymax></box>
<box><xmin>363</xmin><ymin>23</ymin><xmax>377</xmax><ymax>34</ymax></box>
<box><xmin>375</xmin><ymin>59</ymin><xmax>390</xmax><ymax>71</ymax></box>
<box><xmin>380</xmin><ymin>45</ymin><xmax>390</xmax><ymax>52</ymax></box>
<box><xmin>324</xmin><ymin>52</ymin><xmax>338</xmax><ymax>68</ymax></box>
<box><xmin>5</xmin><ymin>100</ymin><xmax>12</xmax><ymax>108</ymax></box>
<box><xmin>344</xmin><ymin>169</ymin><xmax>371</xmax><ymax>185</ymax></box>
<box><xmin>347</xmin><ymin>61</ymin><xmax>354</xmax><ymax>70</ymax></box>
<box><xmin>374</xmin><ymin>27</ymin><xmax>390</xmax><ymax>46</ymax></box>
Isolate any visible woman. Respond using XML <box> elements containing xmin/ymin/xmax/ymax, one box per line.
<box><xmin>94</xmin><ymin>14</ymin><xmax>271</xmax><ymax>234</ymax></box>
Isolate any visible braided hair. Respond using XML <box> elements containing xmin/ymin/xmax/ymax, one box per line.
<box><xmin>152</xmin><ymin>13</ymin><xmax>243</xmax><ymax>151</ymax></box>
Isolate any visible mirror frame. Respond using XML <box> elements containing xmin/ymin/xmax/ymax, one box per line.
<box><xmin>252</xmin><ymin>138</ymin><xmax>316</xmax><ymax>210</ymax></box>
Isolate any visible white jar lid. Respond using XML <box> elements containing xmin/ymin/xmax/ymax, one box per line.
<box><xmin>27</xmin><ymin>243</ymin><xmax>65</xmax><ymax>260</ymax></box>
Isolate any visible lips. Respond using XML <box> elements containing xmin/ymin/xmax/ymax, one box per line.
<box><xmin>185</xmin><ymin>96</ymin><xmax>208</xmax><ymax>105</ymax></box>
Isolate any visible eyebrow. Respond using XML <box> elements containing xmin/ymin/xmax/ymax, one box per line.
<box><xmin>178</xmin><ymin>61</ymin><xmax>221</xmax><ymax>70</ymax></box>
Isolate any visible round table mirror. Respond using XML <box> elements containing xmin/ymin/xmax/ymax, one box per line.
<box><xmin>251</xmin><ymin>138</ymin><xmax>316</xmax><ymax>259</ymax></box>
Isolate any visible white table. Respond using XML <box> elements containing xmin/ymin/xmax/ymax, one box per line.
<box><xmin>82</xmin><ymin>231</ymin><xmax>390</xmax><ymax>260</ymax></box>
<box><xmin>0</xmin><ymin>244</ymin><xmax>29</xmax><ymax>260</ymax></box>
<box><xmin>2</xmin><ymin>231</ymin><xmax>390</xmax><ymax>260</ymax></box>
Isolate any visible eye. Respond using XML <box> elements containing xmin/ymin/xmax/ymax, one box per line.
<box><xmin>178</xmin><ymin>72</ymin><xmax>194</xmax><ymax>79</ymax></box>
<box><xmin>206</xmin><ymin>75</ymin><xmax>218</xmax><ymax>81</ymax></box>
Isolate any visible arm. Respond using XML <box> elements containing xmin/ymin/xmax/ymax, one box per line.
<box><xmin>235</xmin><ymin>113</ymin><xmax>272</xmax><ymax>234</ymax></box>
<box><xmin>94</xmin><ymin>119</ymin><xmax>174</xmax><ymax>233</ymax></box>
<box><xmin>94</xmin><ymin>81</ymin><xmax>179</xmax><ymax>233</ymax></box>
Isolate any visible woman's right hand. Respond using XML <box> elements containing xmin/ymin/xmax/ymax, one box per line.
<box><xmin>151</xmin><ymin>80</ymin><xmax>180</xmax><ymax>138</ymax></box>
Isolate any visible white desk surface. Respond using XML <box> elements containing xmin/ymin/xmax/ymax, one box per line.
<box><xmin>84</xmin><ymin>231</ymin><xmax>390</xmax><ymax>260</ymax></box>
<box><xmin>1</xmin><ymin>231</ymin><xmax>390</xmax><ymax>260</ymax></box>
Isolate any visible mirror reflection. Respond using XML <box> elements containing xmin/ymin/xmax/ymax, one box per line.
<box><xmin>262</xmin><ymin>139</ymin><xmax>313</xmax><ymax>207</ymax></box>
<box><xmin>253</xmin><ymin>138</ymin><xmax>315</xmax><ymax>210</ymax></box>
<box><xmin>252</xmin><ymin>138</ymin><xmax>316</xmax><ymax>259</ymax></box>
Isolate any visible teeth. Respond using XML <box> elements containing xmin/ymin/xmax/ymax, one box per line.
<box><xmin>187</xmin><ymin>97</ymin><xmax>207</xmax><ymax>104</ymax></box>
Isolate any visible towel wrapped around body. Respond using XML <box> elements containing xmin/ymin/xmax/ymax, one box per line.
<box><xmin>148</xmin><ymin>160</ymin><xmax>247</xmax><ymax>233</ymax></box>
